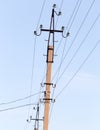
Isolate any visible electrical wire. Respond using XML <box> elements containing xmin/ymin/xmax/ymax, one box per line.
<box><xmin>30</xmin><ymin>0</ymin><xmax>47</xmax><ymax>93</ymax></box>
<box><xmin>0</xmin><ymin>103</ymin><xmax>37</xmax><ymax>113</ymax></box>
<box><xmin>25</xmin><ymin>0</ymin><xmax>97</xmax><ymax>129</ymax></box>
<box><xmin>55</xmin><ymin>39</ymin><xmax>100</xmax><ymax>99</ymax></box>
<box><xmin>25</xmin><ymin>1</ymin><xmax>47</xmax><ymax>128</ymax></box>
<box><xmin>52</xmin><ymin>0</ymin><xmax>96</xmax><ymax>82</ymax></box>
<box><xmin>59</xmin><ymin>0</ymin><xmax>64</xmax><ymax>10</ymax></box>
<box><xmin>47</xmin><ymin>1</ymin><xmax>66</xmax><ymax>124</ymax></box>
<box><xmin>62</xmin><ymin>0</ymin><xmax>96</xmax><ymax>62</ymax></box>
<box><xmin>55</xmin><ymin>0</ymin><xmax>64</xmax><ymax>28</ymax></box>
<box><xmin>33</xmin><ymin>0</ymin><xmax>47</xmax><ymax>84</ymax></box>
<box><xmin>53</xmin><ymin>38</ymin><xmax>68</xmax><ymax>82</ymax></box>
<box><xmin>65</xmin><ymin>0</ymin><xmax>81</xmax><ymax>31</ymax></box>
<box><xmin>0</xmin><ymin>92</ymin><xmax>42</xmax><ymax>106</ymax></box>
<box><xmin>55</xmin><ymin>0</ymin><xmax>82</xmax><ymax>55</ymax></box>
<box><xmin>50</xmin><ymin>4</ymin><xmax>98</xmax><ymax>122</ymax></box>
<box><xmin>38</xmin><ymin>0</ymin><xmax>55</xmax><ymax>86</ymax></box>
<box><xmin>52</xmin><ymin>0</ymin><xmax>83</xmax><ymax>82</ymax></box>
<box><xmin>26</xmin><ymin>0</ymin><xmax>47</xmax><ymax>128</ymax></box>
<box><xmin>30</xmin><ymin>0</ymin><xmax>47</xmax><ymax>101</ymax></box>
<box><xmin>49</xmin><ymin>1</ymin><xmax>83</xmax><ymax>123</ymax></box>
<box><xmin>67</xmin><ymin>0</ymin><xmax>83</xmax><ymax>31</ymax></box>
<box><xmin>56</xmin><ymin>13</ymin><xmax>100</xmax><ymax>84</ymax></box>
<box><xmin>34</xmin><ymin>0</ymin><xmax>96</xmax><ymax>124</ymax></box>
<box><xmin>54</xmin><ymin>0</ymin><xmax>65</xmax><ymax>59</ymax></box>
<box><xmin>36</xmin><ymin>0</ymin><xmax>47</xmax><ymax>30</ymax></box>
<box><xmin>28</xmin><ymin>35</ymin><xmax>37</xmax><ymax>107</ymax></box>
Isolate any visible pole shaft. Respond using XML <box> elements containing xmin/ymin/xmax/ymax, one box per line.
<box><xmin>43</xmin><ymin>46</ymin><xmax>53</xmax><ymax>130</ymax></box>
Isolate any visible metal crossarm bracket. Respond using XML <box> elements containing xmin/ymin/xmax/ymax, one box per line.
<box><xmin>41</xmin><ymin>29</ymin><xmax>63</xmax><ymax>33</ymax></box>
<box><xmin>30</xmin><ymin>118</ymin><xmax>43</xmax><ymax>121</ymax></box>
<box><xmin>44</xmin><ymin>83</ymin><xmax>53</xmax><ymax>86</ymax></box>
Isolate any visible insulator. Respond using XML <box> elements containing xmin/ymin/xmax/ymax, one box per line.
<box><xmin>41</xmin><ymin>83</ymin><xmax>44</xmax><ymax>87</ymax></box>
<box><xmin>34</xmin><ymin>31</ymin><xmax>37</xmax><ymax>35</ymax></box>
<box><xmin>33</xmin><ymin>107</ymin><xmax>36</xmax><ymax>110</ymax></box>
<box><xmin>52</xmin><ymin>84</ymin><xmax>56</xmax><ymax>88</ymax></box>
<box><xmin>58</xmin><ymin>11</ymin><xmax>61</xmax><ymax>16</ymax></box>
<box><xmin>51</xmin><ymin>99</ymin><xmax>56</xmax><ymax>103</ymax></box>
<box><xmin>30</xmin><ymin>116</ymin><xmax>32</xmax><ymax>119</ymax></box>
<box><xmin>66</xmin><ymin>32</ymin><xmax>70</xmax><ymax>37</ymax></box>
<box><xmin>40</xmin><ymin>24</ymin><xmax>43</xmax><ymax>29</ymax></box>
<box><xmin>61</xmin><ymin>26</ymin><xmax>64</xmax><ymax>31</ymax></box>
<box><xmin>53</xmin><ymin>4</ymin><xmax>56</xmax><ymax>8</ymax></box>
<box><xmin>27</xmin><ymin>119</ymin><xmax>31</xmax><ymax>123</ymax></box>
<box><xmin>44</xmin><ymin>91</ymin><xmax>46</xmax><ymax>97</ymax></box>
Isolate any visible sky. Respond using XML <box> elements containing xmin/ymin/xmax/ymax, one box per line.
<box><xmin>0</xmin><ymin>0</ymin><xmax>100</xmax><ymax>130</ymax></box>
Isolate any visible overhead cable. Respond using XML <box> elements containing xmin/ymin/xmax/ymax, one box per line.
<box><xmin>49</xmin><ymin>1</ymin><xmax>83</xmax><ymax>119</ymax></box>
<box><xmin>30</xmin><ymin>0</ymin><xmax>47</xmax><ymax>97</ymax></box>
<box><xmin>55</xmin><ymin>39</ymin><xmax>100</xmax><ymax>99</ymax></box>
<box><xmin>55</xmin><ymin>0</ymin><xmax>64</xmax><ymax>27</ymax></box>
<box><xmin>0</xmin><ymin>92</ymin><xmax>41</xmax><ymax>106</ymax></box>
<box><xmin>0</xmin><ymin>103</ymin><xmax>37</xmax><ymax>113</ymax></box>
<box><xmin>28</xmin><ymin>0</ymin><xmax>47</xmax><ymax>118</ymax></box>
<box><xmin>56</xmin><ymin>14</ymin><xmax>100</xmax><ymax>84</ymax></box>
<box><xmin>67</xmin><ymin>0</ymin><xmax>82</xmax><ymax>31</ymax></box>
<box><xmin>52</xmin><ymin>0</ymin><xmax>96</xmax><ymax>82</ymax></box>
<box><xmin>36</xmin><ymin>0</ymin><xmax>47</xmax><ymax>30</ymax></box>
<box><xmin>55</xmin><ymin>0</ymin><xmax>82</xmax><ymax>54</ymax></box>
<box><xmin>62</xmin><ymin>0</ymin><xmax>96</xmax><ymax>63</ymax></box>
<box><xmin>52</xmin><ymin>0</ymin><xmax>83</xmax><ymax>81</ymax></box>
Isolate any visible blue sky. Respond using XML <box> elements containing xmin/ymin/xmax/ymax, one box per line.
<box><xmin>0</xmin><ymin>0</ymin><xmax>100</xmax><ymax>130</ymax></box>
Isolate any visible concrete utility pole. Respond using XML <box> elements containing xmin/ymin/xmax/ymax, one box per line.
<box><xmin>41</xmin><ymin>6</ymin><xmax>63</xmax><ymax>130</ymax></box>
<box><xmin>34</xmin><ymin>4</ymin><xmax>69</xmax><ymax>130</ymax></box>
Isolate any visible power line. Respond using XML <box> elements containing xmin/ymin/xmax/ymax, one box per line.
<box><xmin>52</xmin><ymin>0</ymin><xmax>96</xmax><ymax>82</ymax></box>
<box><xmin>53</xmin><ymin>38</ymin><xmax>68</xmax><ymax>82</ymax></box>
<box><xmin>27</xmin><ymin>0</ymin><xmax>47</xmax><ymax>120</ymax></box>
<box><xmin>55</xmin><ymin>0</ymin><xmax>82</xmax><ymax>54</ymax></box>
<box><xmin>56</xmin><ymin>14</ymin><xmax>100</xmax><ymax>84</ymax></box>
<box><xmin>52</xmin><ymin>0</ymin><xmax>83</xmax><ymax>81</ymax></box>
<box><xmin>29</xmin><ymin>35</ymin><xmax>37</xmax><ymax>105</ymax></box>
<box><xmin>0</xmin><ymin>92</ymin><xmax>41</xmax><ymax>106</ymax></box>
<box><xmin>62</xmin><ymin>0</ymin><xmax>96</xmax><ymax>62</ymax></box>
<box><xmin>55</xmin><ymin>0</ymin><xmax>81</xmax><ymax>53</ymax></box>
<box><xmin>36</xmin><ymin>0</ymin><xmax>47</xmax><ymax>30</ymax></box>
<box><xmin>65</xmin><ymin>0</ymin><xmax>82</xmax><ymax>31</ymax></box>
<box><xmin>19</xmin><ymin>1</ymin><xmax>47</xmax><ymax>130</ymax></box>
<box><xmin>59</xmin><ymin>0</ymin><xmax>64</xmax><ymax>10</ymax></box>
<box><xmin>55</xmin><ymin>39</ymin><xmax>100</xmax><ymax>99</ymax></box>
<box><xmin>67</xmin><ymin>0</ymin><xmax>83</xmax><ymax>31</ymax></box>
<box><xmin>54</xmin><ymin>0</ymin><xmax>65</xmax><ymax>54</ymax></box>
<box><xmin>31</xmin><ymin>0</ymin><xmax>47</xmax><ymax>91</ymax></box>
<box><xmin>0</xmin><ymin>103</ymin><xmax>37</xmax><ymax>113</ymax></box>
<box><xmin>30</xmin><ymin>0</ymin><xmax>47</xmax><ymax>99</ymax></box>
<box><xmin>55</xmin><ymin>0</ymin><xmax>64</xmax><ymax>27</ymax></box>
<box><xmin>49</xmin><ymin>1</ymin><xmax>83</xmax><ymax>121</ymax></box>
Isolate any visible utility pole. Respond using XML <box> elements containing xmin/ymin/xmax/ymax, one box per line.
<box><xmin>41</xmin><ymin>6</ymin><xmax>62</xmax><ymax>130</ymax></box>
<box><xmin>34</xmin><ymin>4</ymin><xmax>69</xmax><ymax>130</ymax></box>
<box><xmin>27</xmin><ymin>103</ymin><xmax>43</xmax><ymax>130</ymax></box>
